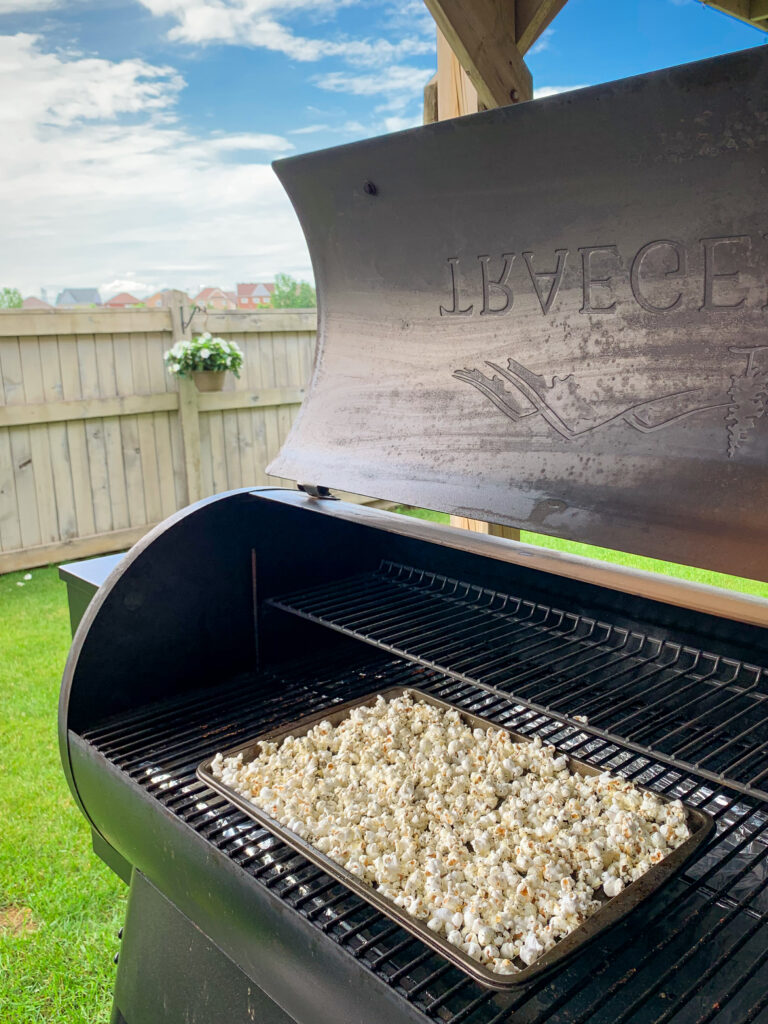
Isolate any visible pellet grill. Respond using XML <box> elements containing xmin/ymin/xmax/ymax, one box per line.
<box><xmin>60</xmin><ymin>46</ymin><xmax>768</xmax><ymax>1024</ymax></box>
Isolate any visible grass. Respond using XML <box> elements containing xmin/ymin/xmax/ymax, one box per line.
<box><xmin>0</xmin><ymin>565</ymin><xmax>126</xmax><ymax>1023</ymax></box>
<box><xmin>393</xmin><ymin>507</ymin><xmax>768</xmax><ymax>599</ymax></box>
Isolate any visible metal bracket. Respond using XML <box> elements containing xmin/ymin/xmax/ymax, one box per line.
<box><xmin>297</xmin><ymin>484</ymin><xmax>339</xmax><ymax>500</ymax></box>
<box><xmin>180</xmin><ymin>305</ymin><xmax>204</xmax><ymax>334</ymax></box>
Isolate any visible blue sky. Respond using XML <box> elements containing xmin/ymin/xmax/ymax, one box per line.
<box><xmin>0</xmin><ymin>0</ymin><xmax>763</xmax><ymax>300</ymax></box>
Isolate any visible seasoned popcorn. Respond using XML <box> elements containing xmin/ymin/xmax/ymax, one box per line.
<box><xmin>211</xmin><ymin>692</ymin><xmax>689</xmax><ymax>976</ymax></box>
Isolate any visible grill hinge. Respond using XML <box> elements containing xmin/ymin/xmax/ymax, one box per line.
<box><xmin>297</xmin><ymin>484</ymin><xmax>339</xmax><ymax>500</ymax></box>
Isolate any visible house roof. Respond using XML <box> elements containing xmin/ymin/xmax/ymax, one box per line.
<box><xmin>56</xmin><ymin>288</ymin><xmax>102</xmax><ymax>306</ymax></box>
<box><xmin>195</xmin><ymin>287</ymin><xmax>229</xmax><ymax>303</ymax></box>
<box><xmin>22</xmin><ymin>296</ymin><xmax>52</xmax><ymax>309</ymax></box>
<box><xmin>105</xmin><ymin>292</ymin><xmax>141</xmax><ymax>307</ymax></box>
<box><xmin>237</xmin><ymin>281</ymin><xmax>275</xmax><ymax>297</ymax></box>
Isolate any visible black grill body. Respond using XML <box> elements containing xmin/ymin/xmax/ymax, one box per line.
<box><xmin>60</xmin><ymin>488</ymin><xmax>768</xmax><ymax>1024</ymax></box>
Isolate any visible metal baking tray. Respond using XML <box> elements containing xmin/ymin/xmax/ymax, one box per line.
<box><xmin>198</xmin><ymin>686</ymin><xmax>714</xmax><ymax>990</ymax></box>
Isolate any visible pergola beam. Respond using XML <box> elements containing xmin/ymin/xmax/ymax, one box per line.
<box><xmin>423</xmin><ymin>0</ymin><xmax>533</xmax><ymax>106</ymax></box>
<box><xmin>699</xmin><ymin>0</ymin><xmax>768</xmax><ymax>28</ymax></box>
<box><xmin>516</xmin><ymin>0</ymin><xmax>570</xmax><ymax>53</ymax></box>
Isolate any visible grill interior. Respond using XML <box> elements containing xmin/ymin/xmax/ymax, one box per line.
<box><xmin>270</xmin><ymin>561</ymin><xmax>768</xmax><ymax>802</ymax></box>
<box><xmin>83</xmin><ymin>560</ymin><xmax>768</xmax><ymax>1024</ymax></box>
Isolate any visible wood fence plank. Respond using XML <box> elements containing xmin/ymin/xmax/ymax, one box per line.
<box><xmin>0</xmin><ymin>350</ymin><xmax>22</xmax><ymax>552</ymax></box>
<box><xmin>274</xmin><ymin>331</ymin><xmax>295</xmax><ymax>488</ymax></box>
<box><xmin>231</xmin><ymin>332</ymin><xmax>255</xmax><ymax>487</ymax></box>
<box><xmin>77</xmin><ymin>334</ymin><xmax>112</xmax><ymax>535</ymax></box>
<box><xmin>130</xmin><ymin>333</ymin><xmax>163</xmax><ymax>523</ymax></box>
<box><xmin>113</xmin><ymin>333</ymin><xmax>147</xmax><ymax>527</ymax></box>
<box><xmin>95</xmin><ymin>336</ymin><xmax>130</xmax><ymax>532</ymax></box>
<box><xmin>19</xmin><ymin>337</ymin><xmax>59</xmax><ymax>544</ymax></box>
<box><xmin>58</xmin><ymin>335</ymin><xmax>96</xmax><ymax>538</ymax></box>
<box><xmin>39</xmin><ymin>337</ymin><xmax>78</xmax><ymax>541</ymax></box>
<box><xmin>0</xmin><ymin>522</ymin><xmax>156</xmax><ymax>575</ymax></box>
<box><xmin>207</xmin><ymin>410</ymin><xmax>228</xmax><ymax>495</ymax></box>
<box><xmin>258</xmin><ymin>333</ymin><xmax>283</xmax><ymax>485</ymax></box>
<box><xmin>0</xmin><ymin>338</ymin><xmax>42</xmax><ymax>549</ymax></box>
<box><xmin>0</xmin><ymin>391</ymin><xmax>178</xmax><ymax>427</ymax></box>
<box><xmin>244</xmin><ymin>330</ymin><xmax>269</xmax><ymax>484</ymax></box>
<box><xmin>146</xmin><ymin>332</ymin><xmax>178</xmax><ymax>518</ymax></box>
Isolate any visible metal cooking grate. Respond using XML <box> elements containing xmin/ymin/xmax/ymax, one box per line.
<box><xmin>268</xmin><ymin>561</ymin><xmax>768</xmax><ymax>803</ymax></box>
<box><xmin>83</xmin><ymin>649</ymin><xmax>768</xmax><ymax>1024</ymax></box>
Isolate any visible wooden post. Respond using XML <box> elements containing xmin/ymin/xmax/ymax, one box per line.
<box><xmin>167</xmin><ymin>291</ymin><xmax>204</xmax><ymax>504</ymax></box>
<box><xmin>430</xmin><ymin>28</ymin><xmax>521</xmax><ymax>541</ymax></box>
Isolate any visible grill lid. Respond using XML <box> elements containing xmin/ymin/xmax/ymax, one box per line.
<box><xmin>269</xmin><ymin>45</ymin><xmax>768</xmax><ymax>583</ymax></box>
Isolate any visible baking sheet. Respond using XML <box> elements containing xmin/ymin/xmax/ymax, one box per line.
<box><xmin>198</xmin><ymin>687</ymin><xmax>714</xmax><ymax>990</ymax></box>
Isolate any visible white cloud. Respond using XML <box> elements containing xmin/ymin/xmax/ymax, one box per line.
<box><xmin>99</xmin><ymin>277</ymin><xmax>157</xmax><ymax>300</ymax></box>
<box><xmin>533</xmin><ymin>84</ymin><xmax>590</xmax><ymax>99</ymax></box>
<box><xmin>0</xmin><ymin>0</ymin><xmax>63</xmax><ymax>10</ymax></box>
<box><xmin>289</xmin><ymin>123</ymin><xmax>330</xmax><ymax>134</ymax></box>
<box><xmin>529</xmin><ymin>27</ymin><xmax>553</xmax><ymax>55</ymax></box>
<box><xmin>136</xmin><ymin>0</ymin><xmax>432</xmax><ymax>66</ymax></box>
<box><xmin>382</xmin><ymin>113</ymin><xmax>420</xmax><ymax>132</ymax></box>
<box><xmin>317</xmin><ymin>64</ymin><xmax>432</xmax><ymax>98</ymax></box>
<box><xmin>208</xmin><ymin>132</ymin><xmax>294</xmax><ymax>152</ymax></box>
<box><xmin>0</xmin><ymin>34</ymin><xmax>311</xmax><ymax>295</ymax></box>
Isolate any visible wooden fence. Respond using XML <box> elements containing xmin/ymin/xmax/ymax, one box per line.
<box><xmin>0</xmin><ymin>301</ymin><xmax>318</xmax><ymax>573</ymax></box>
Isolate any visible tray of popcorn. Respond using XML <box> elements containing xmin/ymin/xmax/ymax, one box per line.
<box><xmin>198</xmin><ymin>688</ymin><xmax>714</xmax><ymax>990</ymax></box>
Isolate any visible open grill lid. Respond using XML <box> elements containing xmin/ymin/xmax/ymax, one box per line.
<box><xmin>268</xmin><ymin>45</ymin><xmax>768</xmax><ymax>583</ymax></box>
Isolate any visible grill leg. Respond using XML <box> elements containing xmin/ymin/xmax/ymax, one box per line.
<box><xmin>112</xmin><ymin>870</ymin><xmax>297</xmax><ymax>1024</ymax></box>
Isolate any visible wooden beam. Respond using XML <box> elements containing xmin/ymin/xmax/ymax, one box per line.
<box><xmin>0</xmin><ymin>523</ymin><xmax>154</xmax><ymax>575</ymax></box>
<box><xmin>423</xmin><ymin>72</ymin><xmax>439</xmax><ymax>123</ymax></box>
<box><xmin>0</xmin><ymin>392</ymin><xmax>178</xmax><ymax>428</ymax></box>
<box><xmin>0</xmin><ymin>308</ymin><xmax>172</xmax><ymax>337</ymax></box>
<box><xmin>436</xmin><ymin>29</ymin><xmax>479</xmax><ymax>119</ymax></box>
<box><xmin>197</xmin><ymin>386</ymin><xmax>305</xmax><ymax>413</ymax></box>
<box><xmin>424</xmin><ymin>0</ymin><xmax>533</xmax><ymax>107</ymax></box>
<box><xmin>515</xmin><ymin>0</ymin><xmax>570</xmax><ymax>54</ymax></box>
<box><xmin>700</xmin><ymin>0</ymin><xmax>768</xmax><ymax>29</ymax></box>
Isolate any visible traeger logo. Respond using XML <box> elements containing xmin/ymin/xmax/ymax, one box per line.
<box><xmin>445</xmin><ymin>236</ymin><xmax>768</xmax><ymax>457</ymax></box>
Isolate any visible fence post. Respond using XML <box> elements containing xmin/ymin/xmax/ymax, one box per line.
<box><xmin>167</xmin><ymin>291</ymin><xmax>204</xmax><ymax>504</ymax></box>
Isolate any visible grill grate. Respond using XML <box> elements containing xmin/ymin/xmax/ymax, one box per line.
<box><xmin>268</xmin><ymin>561</ymin><xmax>768</xmax><ymax>803</ymax></box>
<box><xmin>83</xmin><ymin>646</ymin><xmax>768</xmax><ymax>1024</ymax></box>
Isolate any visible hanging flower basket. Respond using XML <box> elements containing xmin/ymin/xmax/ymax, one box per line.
<box><xmin>164</xmin><ymin>333</ymin><xmax>244</xmax><ymax>390</ymax></box>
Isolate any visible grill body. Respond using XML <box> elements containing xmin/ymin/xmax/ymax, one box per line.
<box><xmin>61</xmin><ymin>489</ymin><xmax>768</xmax><ymax>1024</ymax></box>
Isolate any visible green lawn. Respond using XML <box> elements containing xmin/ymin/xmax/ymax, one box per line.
<box><xmin>393</xmin><ymin>507</ymin><xmax>768</xmax><ymax>599</ymax></box>
<box><xmin>0</xmin><ymin>566</ymin><xmax>125</xmax><ymax>1023</ymax></box>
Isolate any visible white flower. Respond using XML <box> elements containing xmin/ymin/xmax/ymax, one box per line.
<box><xmin>171</xmin><ymin>363</ymin><xmax>180</xmax><ymax>374</ymax></box>
<box><xmin>23</xmin><ymin>573</ymin><xmax>31</xmax><ymax>580</ymax></box>
<box><xmin>200</xmin><ymin>348</ymin><xmax>211</xmax><ymax>359</ymax></box>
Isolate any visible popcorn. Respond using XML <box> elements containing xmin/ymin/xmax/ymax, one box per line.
<box><xmin>211</xmin><ymin>692</ymin><xmax>690</xmax><ymax>976</ymax></box>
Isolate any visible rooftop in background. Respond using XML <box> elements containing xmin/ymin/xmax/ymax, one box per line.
<box><xmin>104</xmin><ymin>292</ymin><xmax>141</xmax><ymax>308</ymax></box>
<box><xmin>236</xmin><ymin>282</ymin><xmax>275</xmax><ymax>309</ymax></box>
<box><xmin>56</xmin><ymin>288</ymin><xmax>101</xmax><ymax>307</ymax></box>
<box><xmin>22</xmin><ymin>296</ymin><xmax>52</xmax><ymax>310</ymax></box>
<box><xmin>145</xmin><ymin>290</ymin><xmax>191</xmax><ymax>309</ymax></box>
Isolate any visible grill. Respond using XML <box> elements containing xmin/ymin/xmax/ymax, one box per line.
<box><xmin>60</xmin><ymin>43</ymin><xmax>768</xmax><ymax>1024</ymax></box>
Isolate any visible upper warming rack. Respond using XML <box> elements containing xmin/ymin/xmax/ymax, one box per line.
<box><xmin>268</xmin><ymin>561</ymin><xmax>768</xmax><ymax>802</ymax></box>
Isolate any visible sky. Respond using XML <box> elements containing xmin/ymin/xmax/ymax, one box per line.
<box><xmin>0</xmin><ymin>0</ymin><xmax>764</xmax><ymax>302</ymax></box>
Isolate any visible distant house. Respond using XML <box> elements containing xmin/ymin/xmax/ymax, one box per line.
<box><xmin>104</xmin><ymin>292</ymin><xmax>141</xmax><ymax>308</ymax></box>
<box><xmin>22</xmin><ymin>296</ymin><xmax>52</xmax><ymax>309</ymax></box>
<box><xmin>56</xmin><ymin>288</ymin><xmax>102</xmax><ymax>307</ymax></box>
<box><xmin>194</xmin><ymin>287</ymin><xmax>237</xmax><ymax>311</ymax></box>
<box><xmin>236</xmin><ymin>282</ymin><xmax>274</xmax><ymax>309</ymax></box>
<box><xmin>145</xmin><ymin>290</ymin><xmax>191</xmax><ymax>309</ymax></box>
